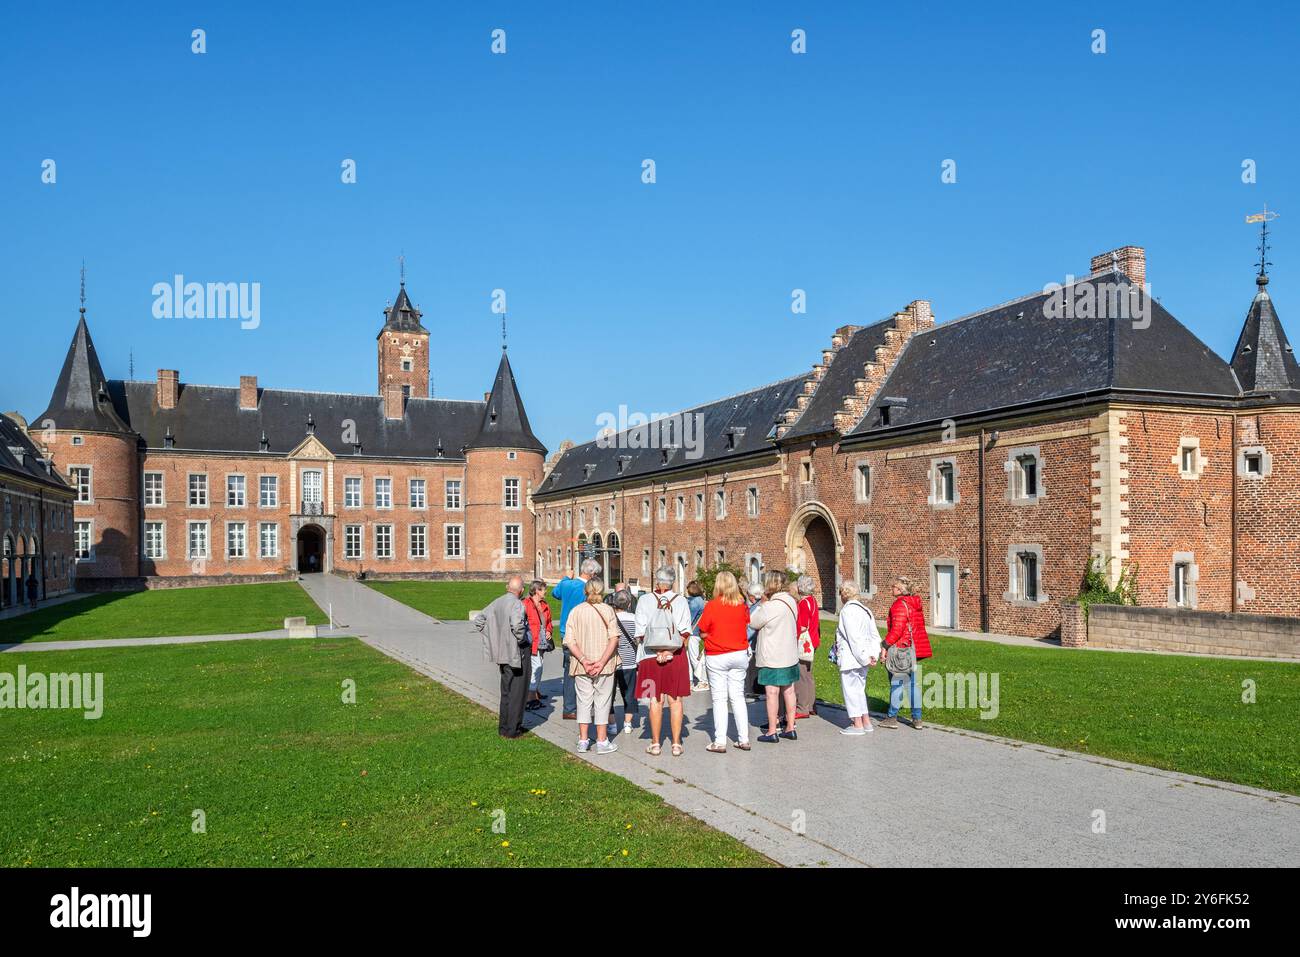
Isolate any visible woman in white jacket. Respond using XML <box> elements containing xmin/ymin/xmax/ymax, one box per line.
<box><xmin>834</xmin><ymin>582</ymin><xmax>881</xmax><ymax>735</ymax></box>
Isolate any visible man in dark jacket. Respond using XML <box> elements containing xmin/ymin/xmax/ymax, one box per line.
<box><xmin>473</xmin><ymin>575</ymin><xmax>531</xmax><ymax>738</ymax></box>
<box><xmin>26</xmin><ymin>574</ymin><xmax>39</xmax><ymax>610</ymax></box>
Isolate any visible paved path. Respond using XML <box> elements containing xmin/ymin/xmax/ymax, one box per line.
<box><xmin>0</xmin><ymin>628</ymin><xmax>303</xmax><ymax>653</ymax></box>
<box><xmin>298</xmin><ymin>574</ymin><xmax>1300</xmax><ymax>868</ymax></box>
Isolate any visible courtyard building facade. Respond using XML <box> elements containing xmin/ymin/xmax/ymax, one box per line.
<box><xmin>31</xmin><ymin>281</ymin><xmax>545</xmax><ymax>588</ymax></box>
<box><xmin>535</xmin><ymin>246</ymin><xmax>1300</xmax><ymax>640</ymax></box>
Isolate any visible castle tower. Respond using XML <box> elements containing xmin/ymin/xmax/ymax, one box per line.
<box><xmin>464</xmin><ymin>346</ymin><xmax>546</xmax><ymax>575</ymax></box>
<box><xmin>376</xmin><ymin>282</ymin><xmax>430</xmax><ymax>398</ymax></box>
<box><xmin>35</xmin><ymin>297</ymin><xmax>141</xmax><ymax>580</ymax></box>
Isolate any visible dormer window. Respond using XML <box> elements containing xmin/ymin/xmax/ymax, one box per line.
<box><xmin>725</xmin><ymin>427</ymin><xmax>746</xmax><ymax>450</ymax></box>
<box><xmin>583</xmin><ymin>463</ymin><xmax>597</xmax><ymax>480</ymax></box>
<box><xmin>616</xmin><ymin>455</ymin><xmax>632</xmax><ymax>474</ymax></box>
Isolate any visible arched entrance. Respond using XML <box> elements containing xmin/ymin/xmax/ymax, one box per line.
<box><xmin>785</xmin><ymin>502</ymin><xmax>842</xmax><ymax>612</ymax></box>
<box><xmin>605</xmin><ymin>532</ymin><xmax>622</xmax><ymax>584</ymax></box>
<box><xmin>297</xmin><ymin>524</ymin><xmax>324</xmax><ymax>573</ymax></box>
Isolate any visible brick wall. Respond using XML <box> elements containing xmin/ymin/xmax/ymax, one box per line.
<box><xmin>1087</xmin><ymin>603</ymin><xmax>1300</xmax><ymax>659</ymax></box>
<box><xmin>1234</xmin><ymin>411</ymin><xmax>1300</xmax><ymax>614</ymax></box>
<box><xmin>54</xmin><ymin>431</ymin><xmax>140</xmax><ymax>579</ymax></box>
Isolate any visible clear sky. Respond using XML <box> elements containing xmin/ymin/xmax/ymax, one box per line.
<box><xmin>3</xmin><ymin>1</ymin><xmax>1296</xmax><ymax>452</ymax></box>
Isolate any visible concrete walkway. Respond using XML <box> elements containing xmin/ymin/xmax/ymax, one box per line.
<box><xmin>298</xmin><ymin>574</ymin><xmax>1300</xmax><ymax>868</ymax></box>
<box><xmin>0</xmin><ymin>628</ymin><xmax>303</xmax><ymax>653</ymax></box>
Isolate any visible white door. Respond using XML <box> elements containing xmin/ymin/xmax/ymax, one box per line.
<box><xmin>934</xmin><ymin>564</ymin><xmax>957</xmax><ymax>629</ymax></box>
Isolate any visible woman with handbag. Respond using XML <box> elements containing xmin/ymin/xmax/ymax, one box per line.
<box><xmin>833</xmin><ymin>582</ymin><xmax>881</xmax><ymax>735</ymax></box>
<box><xmin>792</xmin><ymin>575</ymin><xmax>822</xmax><ymax>718</ymax></box>
<box><xmin>878</xmin><ymin>576</ymin><xmax>933</xmax><ymax>730</ymax></box>
<box><xmin>748</xmin><ymin>570</ymin><xmax>801</xmax><ymax>744</ymax></box>
<box><xmin>524</xmin><ymin>580</ymin><xmax>554</xmax><ymax>711</ymax></box>
<box><xmin>563</xmin><ymin>578</ymin><xmax>622</xmax><ymax>754</ymax></box>
<box><xmin>696</xmin><ymin>570</ymin><xmax>753</xmax><ymax>753</ymax></box>
<box><xmin>633</xmin><ymin>567</ymin><xmax>694</xmax><ymax>756</ymax></box>
<box><xmin>610</xmin><ymin>589</ymin><xmax>641</xmax><ymax>736</ymax></box>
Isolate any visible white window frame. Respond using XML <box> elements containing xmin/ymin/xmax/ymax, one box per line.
<box><xmin>503</xmin><ymin>523</ymin><xmax>522</xmax><ymax>557</ymax></box>
<box><xmin>1004</xmin><ymin>543</ymin><xmax>1047</xmax><ymax>606</ymax></box>
<box><xmin>374</xmin><ymin>477</ymin><xmax>393</xmax><ymax>510</ymax></box>
<box><xmin>187</xmin><ymin>520</ymin><xmax>210</xmax><ymax>560</ymax></box>
<box><xmin>227</xmin><ymin>473</ymin><xmax>247</xmax><ymax>508</ymax></box>
<box><xmin>1168</xmin><ymin>552</ymin><xmax>1198</xmax><ymax>609</ymax></box>
<box><xmin>259</xmin><ymin>522</ymin><xmax>279</xmax><ymax>559</ymax></box>
<box><xmin>503</xmin><ymin>477</ymin><xmax>521</xmax><ymax>510</ymax></box>
<box><xmin>259</xmin><ymin>474</ymin><xmax>279</xmax><ymax>508</ymax></box>
<box><xmin>74</xmin><ymin>520</ymin><xmax>94</xmax><ymax>561</ymax></box>
<box><xmin>445</xmin><ymin>523</ymin><xmax>463</xmax><ymax>559</ymax></box>
<box><xmin>344</xmin><ymin>524</ymin><xmax>363</xmax><ymax>560</ymax></box>
<box><xmin>445</xmin><ymin>479</ymin><xmax>463</xmax><ymax>510</ymax></box>
<box><xmin>929</xmin><ymin>457</ymin><xmax>958</xmax><ymax>509</ymax></box>
<box><xmin>188</xmin><ymin>472</ymin><xmax>209</xmax><ymax>508</ymax></box>
<box><xmin>1173</xmin><ymin>437</ymin><xmax>1206</xmax><ymax>481</ymax></box>
<box><xmin>409</xmin><ymin>478</ymin><xmax>427</xmax><ymax>510</ymax></box>
<box><xmin>746</xmin><ymin>485</ymin><xmax>759</xmax><ymax>517</ymax></box>
<box><xmin>1006</xmin><ymin>445</ymin><xmax>1043</xmax><ymax>504</ymax></box>
<box><xmin>69</xmin><ymin>465</ymin><xmax>93</xmax><ymax>503</ymax></box>
<box><xmin>226</xmin><ymin>521</ymin><xmax>248</xmax><ymax>559</ymax></box>
<box><xmin>143</xmin><ymin>520</ymin><xmax>166</xmax><ymax>560</ymax></box>
<box><xmin>374</xmin><ymin>523</ymin><xmax>393</xmax><ymax>559</ymax></box>
<box><xmin>714</xmin><ymin>489</ymin><xmax>727</xmax><ymax>519</ymax></box>
<box><xmin>143</xmin><ymin>471</ymin><xmax>165</xmax><ymax>507</ymax></box>
<box><xmin>409</xmin><ymin>523</ymin><xmax>427</xmax><ymax>559</ymax></box>
<box><xmin>344</xmin><ymin>476</ymin><xmax>363</xmax><ymax>509</ymax></box>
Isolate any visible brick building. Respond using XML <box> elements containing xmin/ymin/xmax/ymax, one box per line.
<box><xmin>31</xmin><ymin>281</ymin><xmax>545</xmax><ymax>587</ymax></box>
<box><xmin>535</xmin><ymin>246</ymin><xmax>1300</xmax><ymax>639</ymax></box>
<box><xmin>1</xmin><ymin>412</ymin><xmax>76</xmax><ymax>608</ymax></box>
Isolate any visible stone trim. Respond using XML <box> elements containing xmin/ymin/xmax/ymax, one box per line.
<box><xmin>1167</xmin><ymin>551</ymin><xmax>1199</xmax><ymax>609</ymax></box>
<box><xmin>1237</xmin><ymin>445</ymin><xmax>1273</xmax><ymax>479</ymax></box>
<box><xmin>1003</xmin><ymin>444</ymin><xmax>1044</xmax><ymax>504</ymax></box>
<box><xmin>927</xmin><ymin>456</ymin><xmax>959</xmax><ymax>510</ymax></box>
<box><xmin>1090</xmin><ymin>410</ymin><xmax>1129</xmax><ymax>586</ymax></box>
<box><xmin>1004</xmin><ymin>542</ymin><xmax>1048</xmax><ymax>606</ymax></box>
<box><xmin>1172</xmin><ymin>436</ymin><xmax>1207</xmax><ymax>480</ymax></box>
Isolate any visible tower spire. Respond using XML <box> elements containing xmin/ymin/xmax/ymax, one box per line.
<box><xmin>502</xmin><ymin>311</ymin><xmax>508</xmax><ymax>351</ymax></box>
<box><xmin>79</xmin><ymin>259</ymin><xmax>86</xmax><ymax>315</ymax></box>
<box><xmin>1246</xmin><ymin>204</ymin><xmax>1279</xmax><ymax>287</ymax></box>
<box><xmin>398</xmin><ymin>250</ymin><xmax>406</xmax><ymax>286</ymax></box>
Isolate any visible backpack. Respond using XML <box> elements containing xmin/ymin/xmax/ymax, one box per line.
<box><xmin>643</xmin><ymin>594</ymin><xmax>684</xmax><ymax>650</ymax></box>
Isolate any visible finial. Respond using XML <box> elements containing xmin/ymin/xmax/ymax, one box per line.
<box><xmin>399</xmin><ymin>250</ymin><xmax>406</xmax><ymax>286</ymax></box>
<box><xmin>502</xmin><ymin>311</ymin><xmax>508</xmax><ymax>351</ymax></box>
<box><xmin>79</xmin><ymin>260</ymin><xmax>86</xmax><ymax>315</ymax></box>
<box><xmin>129</xmin><ymin>349</ymin><xmax>134</xmax><ymax>379</ymax></box>
<box><xmin>1246</xmin><ymin>204</ymin><xmax>1279</xmax><ymax>288</ymax></box>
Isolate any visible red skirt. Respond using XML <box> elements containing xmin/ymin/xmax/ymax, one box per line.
<box><xmin>636</xmin><ymin>649</ymin><xmax>691</xmax><ymax>700</ymax></box>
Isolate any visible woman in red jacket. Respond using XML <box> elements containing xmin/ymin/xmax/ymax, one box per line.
<box><xmin>792</xmin><ymin>575</ymin><xmax>822</xmax><ymax>718</ymax></box>
<box><xmin>878</xmin><ymin>576</ymin><xmax>932</xmax><ymax>729</ymax></box>
<box><xmin>524</xmin><ymin>580</ymin><xmax>554</xmax><ymax>711</ymax></box>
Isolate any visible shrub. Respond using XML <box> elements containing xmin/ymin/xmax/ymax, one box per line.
<box><xmin>1073</xmin><ymin>555</ymin><xmax>1139</xmax><ymax>616</ymax></box>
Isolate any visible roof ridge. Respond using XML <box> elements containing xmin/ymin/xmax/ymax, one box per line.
<box><xmin>116</xmin><ymin>379</ymin><xmax>485</xmax><ymax>404</ymax></box>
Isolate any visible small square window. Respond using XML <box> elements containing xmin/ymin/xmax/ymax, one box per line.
<box><xmin>1245</xmin><ymin>452</ymin><xmax>1263</xmax><ymax>475</ymax></box>
<box><xmin>800</xmin><ymin>461</ymin><xmax>812</xmax><ymax>483</ymax></box>
<box><xmin>1180</xmin><ymin>447</ymin><xmax>1196</xmax><ymax>474</ymax></box>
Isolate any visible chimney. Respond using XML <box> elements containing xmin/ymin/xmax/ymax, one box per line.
<box><xmin>1090</xmin><ymin>246</ymin><xmax>1146</xmax><ymax>286</ymax></box>
<box><xmin>157</xmin><ymin>369</ymin><xmax>179</xmax><ymax>410</ymax></box>
<box><xmin>383</xmin><ymin>381</ymin><xmax>406</xmax><ymax>420</ymax></box>
<box><xmin>239</xmin><ymin>375</ymin><xmax>258</xmax><ymax>411</ymax></box>
<box><xmin>483</xmin><ymin>391</ymin><xmax>492</xmax><ymax>403</ymax></box>
<box><xmin>906</xmin><ymin>299</ymin><xmax>934</xmax><ymax>331</ymax></box>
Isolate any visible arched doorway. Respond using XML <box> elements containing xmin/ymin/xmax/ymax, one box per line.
<box><xmin>1</xmin><ymin>534</ymin><xmax>13</xmax><ymax>609</ymax></box>
<box><xmin>605</xmin><ymin>532</ymin><xmax>622</xmax><ymax>584</ymax></box>
<box><xmin>297</xmin><ymin>525</ymin><xmax>324</xmax><ymax>573</ymax></box>
<box><xmin>786</xmin><ymin>502</ymin><xmax>842</xmax><ymax>612</ymax></box>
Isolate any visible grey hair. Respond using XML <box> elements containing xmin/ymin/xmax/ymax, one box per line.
<box><xmin>506</xmin><ymin>574</ymin><xmax>524</xmax><ymax>594</ymax></box>
<box><xmin>654</xmin><ymin>566</ymin><xmax>676</xmax><ymax>587</ymax></box>
<box><xmin>839</xmin><ymin>582</ymin><xmax>859</xmax><ymax>601</ymax></box>
<box><xmin>579</xmin><ymin>558</ymin><xmax>602</xmax><ymax>577</ymax></box>
<box><xmin>746</xmin><ymin>582</ymin><xmax>765</xmax><ymax>600</ymax></box>
<box><xmin>611</xmin><ymin>589</ymin><xmax>634</xmax><ymax>611</ymax></box>
<box><xmin>796</xmin><ymin>574</ymin><xmax>817</xmax><ymax>596</ymax></box>
<box><xmin>530</xmin><ymin>579</ymin><xmax>547</xmax><ymax>596</ymax></box>
<box><xmin>762</xmin><ymin>569</ymin><xmax>787</xmax><ymax>595</ymax></box>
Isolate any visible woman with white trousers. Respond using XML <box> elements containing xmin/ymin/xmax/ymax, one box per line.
<box><xmin>834</xmin><ymin>582</ymin><xmax>881</xmax><ymax>735</ymax></box>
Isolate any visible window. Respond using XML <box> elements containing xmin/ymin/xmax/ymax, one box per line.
<box><xmin>409</xmin><ymin>524</ymin><xmax>427</xmax><ymax>558</ymax></box>
<box><xmin>695</xmin><ymin>493</ymin><xmax>705</xmax><ymax>521</ymax></box>
<box><xmin>746</xmin><ymin>486</ymin><xmax>759</xmax><ymax>517</ymax></box>
<box><xmin>1016</xmin><ymin>551</ymin><xmax>1038</xmax><ymax>601</ymax></box>
<box><xmin>227</xmin><ymin>474</ymin><xmax>246</xmax><ymax>507</ymax></box>
<box><xmin>714</xmin><ymin>490</ymin><xmax>727</xmax><ymax>519</ymax></box>
<box><xmin>445</xmin><ymin>479</ymin><xmax>462</xmax><ymax>510</ymax></box>
<box><xmin>609</xmin><ymin>503</ymin><xmax>616</xmax><ymax>525</ymax></box>
<box><xmin>565</xmin><ymin>509</ymin><xmax>571</xmax><ymax>529</ymax></box>
<box><xmin>1005</xmin><ymin>545</ymin><xmax>1045</xmax><ymax>604</ymax></box>
<box><xmin>259</xmin><ymin>522</ymin><xmax>279</xmax><ymax>558</ymax></box>
<box><xmin>675</xmin><ymin>495</ymin><xmax>685</xmax><ymax>521</ymax></box>
<box><xmin>507</xmin><ymin>451</ymin><xmax>517</xmax><ymax>460</ymax></box>
<box><xmin>1175</xmin><ymin>438</ymin><xmax>1204</xmax><ymax>480</ymax></box>
<box><xmin>930</xmin><ymin>459</ymin><xmax>957</xmax><ymax>507</ymax></box>
<box><xmin>504</xmin><ymin>524</ymin><xmax>521</xmax><ymax>557</ymax></box>
<box><xmin>594</xmin><ymin>505</ymin><xmax>601</xmax><ymax>526</ymax></box>
<box><xmin>70</xmin><ymin>467</ymin><xmax>91</xmax><ymax>503</ymax></box>
<box><xmin>716</xmin><ymin>549</ymin><xmax>725</xmax><ymax>564</ymax></box>
<box><xmin>658</xmin><ymin>548</ymin><xmax>667</xmax><ymax>568</ymax></box>
<box><xmin>374</xmin><ymin>524</ymin><xmax>393</xmax><ymax>558</ymax></box>
<box><xmin>800</xmin><ymin>460</ymin><xmax>812</xmax><ymax>483</ymax></box>
<box><xmin>504</xmin><ymin>478</ymin><xmax>520</xmax><ymax>509</ymax></box>
<box><xmin>74</xmin><ymin>521</ymin><xmax>93</xmax><ymax>559</ymax></box>
<box><xmin>1173</xmin><ymin>562</ymin><xmax>1191</xmax><ymax>608</ymax></box>
<box><xmin>144</xmin><ymin>521</ymin><xmax>165</xmax><ymax>559</ymax></box>
<box><xmin>695</xmin><ymin>549</ymin><xmax>704</xmax><ymax>569</ymax></box>
<box><xmin>855</xmin><ymin>463</ymin><xmax>872</xmax><ymax>502</ymax></box>
<box><xmin>856</xmin><ymin>531</ymin><xmax>871</xmax><ymax>592</ymax></box>
<box><xmin>259</xmin><ymin>475</ymin><xmax>279</xmax><ymax>507</ymax></box>
<box><xmin>747</xmin><ymin>554</ymin><xmax>762</xmax><ymax>585</ymax></box>
<box><xmin>188</xmin><ymin>473</ymin><xmax>208</xmax><ymax>507</ymax></box>
<box><xmin>409</xmin><ymin>478</ymin><xmax>426</xmax><ymax>509</ymax></box>
<box><xmin>546</xmin><ymin>511</ymin><xmax>553</xmax><ymax>531</ymax></box>
<box><xmin>657</xmin><ymin>497</ymin><xmax>667</xmax><ymax>521</ymax></box>
<box><xmin>375</xmin><ymin>478</ymin><xmax>393</xmax><ymax>509</ymax></box>
<box><xmin>1009</xmin><ymin>449</ymin><xmax>1040</xmax><ymax>502</ymax></box>
<box><xmin>642</xmin><ymin>549</ymin><xmax>650</xmax><ymax>574</ymax></box>
<box><xmin>344</xmin><ymin>477</ymin><xmax>362</xmax><ymax>508</ymax></box>
<box><xmin>143</xmin><ymin>472</ymin><xmax>164</xmax><ymax>506</ymax></box>
<box><xmin>642</xmin><ymin>499</ymin><xmax>651</xmax><ymax>523</ymax></box>
<box><xmin>1238</xmin><ymin>446</ymin><xmax>1271</xmax><ymax>479</ymax></box>
<box><xmin>400</xmin><ymin>357</ymin><xmax>413</xmax><ymax>371</ymax></box>
<box><xmin>227</xmin><ymin>522</ymin><xmax>247</xmax><ymax>559</ymax></box>
<box><xmin>445</xmin><ymin>524</ymin><xmax>463</xmax><ymax>558</ymax></box>
<box><xmin>187</xmin><ymin>521</ymin><xmax>210</xmax><ymax>559</ymax></box>
<box><xmin>1244</xmin><ymin>452</ymin><xmax>1264</xmax><ymax>475</ymax></box>
<box><xmin>344</xmin><ymin>524</ymin><xmax>363</xmax><ymax>560</ymax></box>
<box><xmin>579</xmin><ymin>507</ymin><xmax>586</xmax><ymax>528</ymax></box>
<box><xmin>1180</xmin><ymin>446</ymin><xmax>1196</xmax><ymax>474</ymax></box>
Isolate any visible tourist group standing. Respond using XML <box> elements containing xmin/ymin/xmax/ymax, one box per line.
<box><xmin>477</xmin><ymin>564</ymin><xmax>932</xmax><ymax>751</ymax></box>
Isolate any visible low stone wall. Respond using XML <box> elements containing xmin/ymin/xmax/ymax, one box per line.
<box><xmin>77</xmin><ymin>573</ymin><xmax>299</xmax><ymax>592</ymax></box>
<box><xmin>1086</xmin><ymin>604</ymin><xmax>1300</xmax><ymax>659</ymax></box>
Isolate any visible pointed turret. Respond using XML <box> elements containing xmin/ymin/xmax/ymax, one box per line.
<box><xmin>1230</xmin><ymin>275</ymin><xmax>1300</xmax><ymax>401</ymax></box>
<box><xmin>469</xmin><ymin>348</ymin><xmax>545</xmax><ymax>452</ymax></box>
<box><xmin>378</xmin><ymin>282</ymin><xmax>428</xmax><ymax>336</ymax></box>
<box><xmin>36</xmin><ymin>311</ymin><xmax>132</xmax><ymax>434</ymax></box>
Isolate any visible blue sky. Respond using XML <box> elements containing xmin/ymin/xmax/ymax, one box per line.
<box><xmin>3</xmin><ymin>1</ymin><xmax>1296</xmax><ymax>452</ymax></box>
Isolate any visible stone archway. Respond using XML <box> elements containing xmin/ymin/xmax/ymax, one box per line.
<box><xmin>785</xmin><ymin>502</ymin><xmax>842</xmax><ymax>611</ymax></box>
<box><xmin>297</xmin><ymin>524</ymin><xmax>325</xmax><ymax>573</ymax></box>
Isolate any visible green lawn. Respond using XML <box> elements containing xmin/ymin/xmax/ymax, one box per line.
<box><xmin>1</xmin><ymin>638</ymin><xmax>769</xmax><ymax>867</ymax></box>
<box><xmin>1</xmin><ymin>583</ymin><xmax>328</xmax><ymax>644</ymax></box>
<box><xmin>369</xmin><ymin>581</ymin><xmax>1300</xmax><ymax>796</ymax></box>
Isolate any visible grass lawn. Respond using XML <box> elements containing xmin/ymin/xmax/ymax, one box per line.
<box><xmin>1</xmin><ymin>583</ymin><xmax>328</xmax><ymax>645</ymax></box>
<box><xmin>368</xmin><ymin>581</ymin><xmax>1300</xmax><ymax>796</ymax></box>
<box><xmin>0</xmin><ymin>637</ymin><xmax>769</xmax><ymax>867</ymax></box>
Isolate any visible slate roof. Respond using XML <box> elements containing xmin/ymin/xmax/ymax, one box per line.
<box><xmin>1230</xmin><ymin>279</ymin><xmax>1300</xmax><ymax>402</ymax></box>
<box><xmin>536</xmin><ymin>374</ymin><xmax>808</xmax><ymax>499</ymax></box>
<box><xmin>103</xmin><ymin>381</ymin><xmax>486</xmax><ymax>459</ymax></box>
<box><xmin>470</xmin><ymin>349</ymin><xmax>546</xmax><ymax>453</ymax></box>
<box><xmin>379</xmin><ymin>283</ymin><xmax>428</xmax><ymax>336</ymax></box>
<box><xmin>0</xmin><ymin>414</ymin><xmax>73</xmax><ymax>495</ymax></box>
<box><xmin>847</xmin><ymin>273</ymin><xmax>1243</xmax><ymax>439</ymax></box>
<box><xmin>34</xmin><ymin>313</ymin><xmax>133</xmax><ymax>434</ymax></box>
<box><xmin>781</xmin><ymin>318</ymin><xmax>897</xmax><ymax>440</ymax></box>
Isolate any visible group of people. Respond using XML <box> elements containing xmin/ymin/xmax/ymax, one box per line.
<box><xmin>474</xmin><ymin>556</ymin><xmax>933</xmax><ymax>754</ymax></box>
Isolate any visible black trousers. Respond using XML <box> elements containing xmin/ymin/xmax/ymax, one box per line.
<box><xmin>499</xmin><ymin>661</ymin><xmax>530</xmax><ymax>737</ymax></box>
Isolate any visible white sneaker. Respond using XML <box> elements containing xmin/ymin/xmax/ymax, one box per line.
<box><xmin>577</xmin><ymin>738</ymin><xmax>591</xmax><ymax>753</ymax></box>
<box><xmin>839</xmin><ymin>726</ymin><xmax>867</xmax><ymax>736</ymax></box>
<box><xmin>595</xmin><ymin>739</ymin><xmax>618</xmax><ymax>755</ymax></box>
<box><xmin>623</xmin><ymin>723</ymin><xmax>634</xmax><ymax>736</ymax></box>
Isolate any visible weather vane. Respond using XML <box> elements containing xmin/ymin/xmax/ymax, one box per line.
<box><xmin>1246</xmin><ymin>204</ymin><xmax>1279</xmax><ymax>285</ymax></box>
<box><xmin>79</xmin><ymin>259</ymin><xmax>86</xmax><ymax>314</ymax></box>
<box><xmin>398</xmin><ymin>250</ymin><xmax>406</xmax><ymax>285</ymax></box>
<box><xmin>501</xmin><ymin>311</ymin><xmax>508</xmax><ymax>351</ymax></box>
